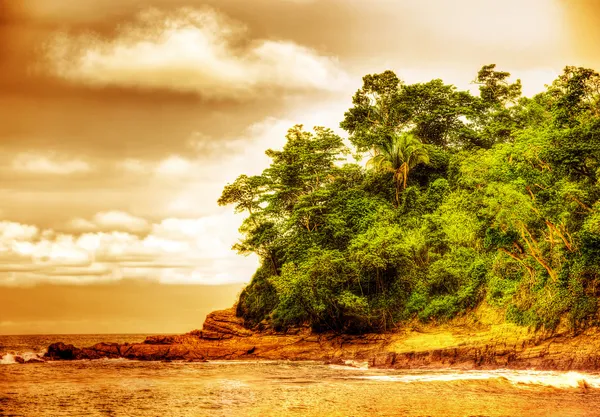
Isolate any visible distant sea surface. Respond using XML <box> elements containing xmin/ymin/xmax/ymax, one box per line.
<box><xmin>3</xmin><ymin>334</ymin><xmax>600</xmax><ymax>417</ymax></box>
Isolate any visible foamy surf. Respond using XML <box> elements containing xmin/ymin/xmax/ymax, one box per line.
<box><xmin>354</xmin><ymin>370</ymin><xmax>600</xmax><ymax>389</ymax></box>
<box><xmin>1</xmin><ymin>351</ymin><xmax>45</xmax><ymax>364</ymax></box>
<box><xmin>328</xmin><ymin>360</ymin><xmax>370</xmax><ymax>371</ymax></box>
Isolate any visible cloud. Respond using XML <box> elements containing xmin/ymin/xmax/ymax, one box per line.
<box><xmin>154</xmin><ymin>156</ymin><xmax>194</xmax><ymax>177</ymax></box>
<box><xmin>119</xmin><ymin>159</ymin><xmax>148</xmax><ymax>174</ymax></box>
<box><xmin>119</xmin><ymin>156</ymin><xmax>194</xmax><ymax>179</ymax></box>
<box><xmin>406</xmin><ymin>0</ymin><xmax>562</xmax><ymax>49</ymax></box>
<box><xmin>43</xmin><ymin>7</ymin><xmax>349</xmax><ymax>99</ymax></box>
<box><xmin>69</xmin><ymin>211</ymin><xmax>151</xmax><ymax>233</ymax></box>
<box><xmin>94</xmin><ymin>211</ymin><xmax>150</xmax><ymax>232</ymax></box>
<box><xmin>0</xmin><ymin>211</ymin><xmax>259</xmax><ymax>287</ymax></box>
<box><xmin>0</xmin><ymin>222</ymin><xmax>39</xmax><ymax>241</ymax></box>
<box><xmin>12</xmin><ymin>153</ymin><xmax>91</xmax><ymax>175</ymax></box>
<box><xmin>109</xmin><ymin>100</ymin><xmax>351</xmax><ymax>219</ymax></box>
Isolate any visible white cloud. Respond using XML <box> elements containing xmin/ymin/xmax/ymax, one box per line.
<box><xmin>119</xmin><ymin>158</ymin><xmax>148</xmax><ymax>174</ymax></box>
<box><xmin>69</xmin><ymin>211</ymin><xmax>150</xmax><ymax>234</ymax></box>
<box><xmin>112</xmin><ymin>101</ymin><xmax>351</xmax><ymax>219</ymax></box>
<box><xmin>419</xmin><ymin>0</ymin><xmax>562</xmax><ymax>49</ymax></box>
<box><xmin>93</xmin><ymin>211</ymin><xmax>150</xmax><ymax>233</ymax></box>
<box><xmin>44</xmin><ymin>7</ymin><xmax>349</xmax><ymax>99</ymax></box>
<box><xmin>1</xmin><ymin>104</ymin><xmax>352</xmax><ymax>287</ymax></box>
<box><xmin>119</xmin><ymin>156</ymin><xmax>194</xmax><ymax>178</ymax></box>
<box><xmin>0</xmin><ymin>212</ymin><xmax>259</xmax><ymax>287</ymax></box>
<box><xmin>13</xmin><ymin>153</ymin><xmax>91</xmax><ymax>175</ymax></box>
<box><xmin>0</xmin><ymin>222</ymin><xmax>39</xmax><ymax>241</ymax></box>
<box><xmin>68</xmin><ymin>218</ymin><xmax>98</xmax><ymax>232</ymax></box>
<box><xmin>154</xmin><ymin>156</ymin><xmax>194</xmax><ymax>177</ymax></box>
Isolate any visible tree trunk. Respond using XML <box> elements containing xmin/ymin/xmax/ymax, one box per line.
<box><xmin>520</xmin><ymin>226</ymin><xmax>557</xmax><ymax>282</ymax></box>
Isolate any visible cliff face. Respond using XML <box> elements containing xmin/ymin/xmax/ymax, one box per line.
<box><xmin>44</xmin><ymin>308</ymin><xmax>600</xmax><ymax>370</ymax></box>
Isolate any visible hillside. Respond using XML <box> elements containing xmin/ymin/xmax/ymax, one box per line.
<box><xmin>218</xmin><ymin>65</ymin><xmax>600</xmax><ymax>335</ymax></box>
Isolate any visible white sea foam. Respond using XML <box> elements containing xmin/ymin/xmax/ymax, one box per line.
<box><xmin>344</xmin><ymin>360</ymin><xmax>369</xmax><ymax>370</ymax></box>
<box><xmin>328</xmin><ymin>360</ymin><xmax>370</xmax><ymax>371</ymax></box>
<box><xmin>1</xmin><ymin>351</ymin><xmax>45</xmax><ymax>364</ymax></box>
<box><xmin>1</xmin><ymin>353</ymin><xmax>17</xmax><ymax>365</ymax></box>
<box><xmin>354</xmin><ymin>370</ymin><xmax>600</xmax><ymax>389</ymax></box>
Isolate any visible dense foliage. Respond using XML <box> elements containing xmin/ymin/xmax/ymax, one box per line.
<box><xmin>219</xmin><ymin>65</ymin><xmax>600</xmax><ymax>334</ymax></box>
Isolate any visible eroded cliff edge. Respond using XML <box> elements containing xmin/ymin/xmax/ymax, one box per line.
<box><xmin>42</xmin><ymin>307</ymin><xmax>600</xmax><ymax>370</ymax></box>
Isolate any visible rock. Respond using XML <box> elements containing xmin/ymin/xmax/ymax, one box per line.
<box><xmin>14</xmin><ymin>356</ymin><xmax>25</xmax><ymax>364</ymax></box>
<box><xmin>202</xmin><ymin>309</ymin><xmax>253</xmax><ymax>337</ymax></box>
<box><xmin>45</xmin><ymin>343</ymin><xmax>82</xmax><ymax>360</ymax></box>
<box><xmin>200</xmin><ymin>330</ymin><xmax>232</xmax><ymax>340</ymax></box>
<box><xmin>41</xmin><ymin>308</ymin><xmax>600</xmax><ymax>371</ymax></box>
<box><xmin>90</xmin><ymin>343</ymin><xmax>121</xmax><ymax>357</ymax></box>
<box><xmin>186</xmin><ymin>358</ymin><xmax>208</xmax><ymax>362</ymax></box>
<box><xmin>124</xmin><ymin>344</ymin><xmax>171</xmax><ymax>361</ymax></box>
<box><xmin>324</xmin><ymin>357</ymin><xmax>345</xmax><ymax>365</ymax></box>
<box><xmin>144</xmin><ymin>335</ymin><xmax>176</xmax><ymax>345</ymax></box>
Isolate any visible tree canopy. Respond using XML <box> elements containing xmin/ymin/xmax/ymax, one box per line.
<box><xmin>219</xmin><ymin>64</ymin><xmax>600</xmax><ymax>334</ymax></box>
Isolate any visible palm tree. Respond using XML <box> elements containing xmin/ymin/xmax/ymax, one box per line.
<box><xmin>367</xmin><ymin>133</ymin><xmax>430</xmax><ymax>205</ymax></box>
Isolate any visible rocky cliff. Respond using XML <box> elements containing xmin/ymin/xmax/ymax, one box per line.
<box><xmin>44</xmin><ymin>308</ymin><xmax>600</xmax><ymax>370</ymax></box>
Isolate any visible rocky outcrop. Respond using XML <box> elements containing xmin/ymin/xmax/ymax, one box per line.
<box><xmin>44</xmin><ymin>308</ymin><xmax>388</xmax><ymax>363</ymax></box>
<box><xmin>369</xmin><ymin>329</ymin><xmax>600</xmax><ymax>371</ymax></box>
<box><xmin>43</xmin><ymin>308</ymin><xmax>600</xmax><ymax>370</ymax></box>
<box><xmin>201</xmin><ymin>309</ymin><xmax>253</xmax><ymax>337</ymax></box>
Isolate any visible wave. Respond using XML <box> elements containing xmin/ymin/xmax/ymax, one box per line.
<box><xmin>1</xmin><ymin>351</ymin><xmax>45</xmax><ymax>365</ymax></box>
<box><xmin>353</xmin><ymin>370</ymin><xmax>600</xmax><ymax>389</ymax></box>
<box><xmin>328</xmin><ymin>360</ymin><xmax>370</xmax><ymax>371</ymax></box>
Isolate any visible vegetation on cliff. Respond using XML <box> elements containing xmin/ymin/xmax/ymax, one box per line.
<box><xmin>219</xmin><ymin>64</ymin><xmax>600</xmax><ymax>334</ymax></box>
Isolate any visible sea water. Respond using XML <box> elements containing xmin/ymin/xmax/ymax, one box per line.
<box><xmin>2</xmin><ymin>335</ymin><xmax>600</xmax><ymax>416</ymax></box>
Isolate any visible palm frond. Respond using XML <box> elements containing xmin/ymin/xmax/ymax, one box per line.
<box><xmin>366</xmin><ymin>132</ymin><xmax>430</xmax><ymax>198</ymax></box>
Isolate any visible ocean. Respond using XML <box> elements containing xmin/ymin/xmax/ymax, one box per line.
<box><xmin>2</xmin><ymin>334</ymin><xmax>600</xmax><ymax>417</ymax></box>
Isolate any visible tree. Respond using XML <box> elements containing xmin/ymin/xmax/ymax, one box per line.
<box><xmin>458</xmin><ymin>64</ymin><xmax>526</xmax><ymax>149</ymax></box>
<box><xmin>222</xmin><ymin>64</ymin><xmax>600</xmax><ymax>334</ymax></box>
<box><xmin>341</xmin><ymin>72</ymin><xmax>479</xmax><ymax>149</ymax></box>
<box><xmin>340</xmin><ymin>71</ymin><xmax>405</xmax><ymax>152</ymax></box>
<box><xmin>262</xmin><ymin>125</ymin><xmax>348</xmax><ymax>216</ymax></box>
<box><xmin>473</xmin><ymin>64</ymin><xmax>522</xmax><ymax>107</ymax></box>
<box><xmin>547</xmin><ymin>66</ymin><xmax>600</xmax><ymax>127</ymax></box>
<box><xmin>397</xmin><ymin>79</ymin><xmax>477</xmax><ymax>147</ymax></box>
<box><xmin>367</xmin><ymin>133</ymin><xmax>430</xmax><ymax>205</ymax></box>
<box><xmin>218</xmin><ymin>174</ymin><xmax>264</xmax><ymax>221</ymax></box>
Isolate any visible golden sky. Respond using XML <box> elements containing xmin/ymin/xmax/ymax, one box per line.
<box><xmin>1</xmin><ymin>0</ymin><xmax>599</xmax><ymax>333</ymax></box>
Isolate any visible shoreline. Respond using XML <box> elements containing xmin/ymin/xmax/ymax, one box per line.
<box><xmin>34</xmin><ymin>308</ymin><xmax>600</xmax><ymax>371</ymax></box>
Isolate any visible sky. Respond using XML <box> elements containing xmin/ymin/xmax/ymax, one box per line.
<box><xmin>1</xmin><ymin>0</ymin><xmax>600</xmax><ymax>334</ymax></box>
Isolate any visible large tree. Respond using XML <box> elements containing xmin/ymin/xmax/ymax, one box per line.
<box><xmin>341</xmin><ymin>71</ymin><xmax>478</xmax><ymax>150</ymax></box>
<box><xmin>340</xmin><ymin>71</ymin><xmax>405</xmax><ymax>152</ymax></box>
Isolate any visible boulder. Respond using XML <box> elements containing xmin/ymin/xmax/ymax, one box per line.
<box><xmin>144</xmin><ymin>335</ymin><xmax>176</xmax><ymax>345</ymax></box>
<box><xmin>202</xmin><ymin>309</ymin><xmax>253</xmax><ymax>337</ymax></box>
<box><xmin>45</xmin><ymin>343</ymin><xmax>82</xmax><ymax>360</ymax></box>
